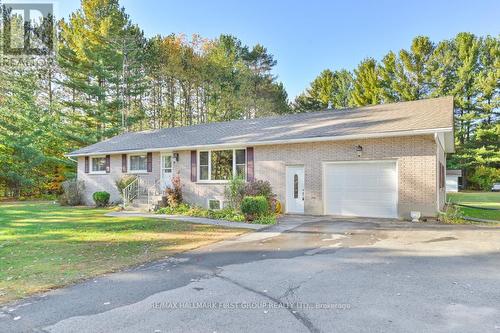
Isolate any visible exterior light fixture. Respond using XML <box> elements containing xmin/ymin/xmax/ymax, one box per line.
<box><xmin>173</xmin><ymin>153</ymin><xmax>179</xmax><ymax>162</ymax></box>
<box><xmin>356</xmin><ymin>145</ymin><xmax>363</xmax><ymax>157</ymax></box>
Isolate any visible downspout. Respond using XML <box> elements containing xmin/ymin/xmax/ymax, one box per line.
<box><xmin>66</xmin><ymin>156</ymin><xmax>78</xmax><ymax>163</ymax></box>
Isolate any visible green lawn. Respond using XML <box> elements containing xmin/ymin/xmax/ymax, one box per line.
<box><xmin>0</xmin><ymin>202</ymin><xmax>246</xmax><ymax>304</ymax></box>
<box><xmin>447</xmin><ymin>192</ymin><xmax>500</xmax><ymax>221</ymax></box>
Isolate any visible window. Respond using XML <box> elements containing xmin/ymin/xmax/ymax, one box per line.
<box><xmin>91</xmin><ymin>156</ymin><xmax>106</xmax><ymax>173</ymax></box>
<box><xmin>199</xmin><ymin>151</ymin><xmax>209</xmax><ymax>180</ymax></box>
<box><xmin>208</xmin><ymin>199</ymin><xmax>222</xmax><ymax>210</ymax></box>
<box><xmin>129</xmin><ymin>154</ymin><xmax>147</xmax><ymax>172</ymax></box>
<box><xmin>235</xmin><ymin>149</ymin><xmax>246</xmax><ymax>179</ymax></box>
<box><xmin>198</xmin><ymin>149</ymin><xmax>246</xmax><ymax>181</ymax></box>
<box><xmin>162</xmin><ymin>155</ymin><xmax>172</xmax><ymax>174</ymax></box>
<box><xmin>211</xmin><ymin>150</ymin><xmax>233</xmax><ymax>180</ymax></box>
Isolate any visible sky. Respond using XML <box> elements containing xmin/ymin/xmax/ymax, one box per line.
<box><xmin>57</xmin><ymin>0</ymin><xmax>500</xmax><ymax>99</ymax></box>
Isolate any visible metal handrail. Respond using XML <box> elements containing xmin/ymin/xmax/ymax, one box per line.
<box><xmin>122</xmin><ymin>177</ymin><xmax>139</xmax><ymax>208</ymax></box>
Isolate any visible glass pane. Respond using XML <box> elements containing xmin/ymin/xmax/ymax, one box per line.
<box><xmin>130</xmin><ymin>155</ymin><xmax>146</xmax><ymax>170</ymax></box>
<box><xmin>236</xmin><ymin>164</ymin><xmax>246</xmax><ymax>179</ymax></box>
<box><xmin>293</xmin><ymin>174</ymin><xmax>298</xmax><ymax>199</ymax></box>
<box><xmin>200</xmin><ymin>166</ymin><xmax>209</xmax><ymax>180</ymax></box>
<box><xmin>211</xmin><ymin>150</ymin><xmax>233</xmax><ymax>180</ymax></box>
<box><xmin>235</xmin><ymin>149</ymin><xmax>246</xmax><ymax>165</ymax></box>
<box><xmin>209</xmin><ymin>199</ymin><xmax>221</xmax><ymax>210</ymax></box>
<box><xmin>199</xmin><ymin>151</ymin><xmax>209</xmax><ymax>166</ymax></box>
<box><xmin>92</xmin><ymin>157</ymin><xmax>106</xmax><ymax>172</ymax></box>
<box><xmin>163</xmin><ymin>155</ymin><xmax>172</xmax><ymax>169</ymax></box>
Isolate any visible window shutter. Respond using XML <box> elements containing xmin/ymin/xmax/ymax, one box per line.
<box><xmin>84</xmin><ymin>156</ymin><xmax>89</xmax><ymax>173</ymax></box>
<box><xmin>439</xmin><ymin>164</ymin><xmax>442</xmax><ymax>189</ymax></box>
<box><xmin>147</xmin><ymin>152</ymin><xmax>153</xmax><ymax>172</ymax></box>
<box><xmin>439</xmin><ymin>163</ymin><xmax>444</xmax><ymax>189</ymax></box>
<box><xmin>191</xmin><ymin>151</ymin><xmax>197</xmax><ymax>182</ymax></box>
<box><xmin>441</xmin><ymin>164</ymin><xmax>445</xmax><ymax>188</ymax></box>
<box><xmin>105</xmin><ymin>155</ymin><xmax>111</xmax><ymax>173</ymax></box>
<box><xmin>122</xmin><ymin>154</ymin><xmax>127</xmax><ymax>173</ymax></box>
<box><xmin>246</xmin><ymin>147</ymin><xmax>254</xmax><ymax>182</ymax></box>
<box><xmin>441</xmin><ymin>164</ymin><xmax>443</xmax><ymax>188</ymax></box>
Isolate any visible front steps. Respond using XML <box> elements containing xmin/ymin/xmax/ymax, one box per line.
<box><xmin>124</xmin><ymin>194</ymin><xmax>163</xmax><ymax>212</ymax></box>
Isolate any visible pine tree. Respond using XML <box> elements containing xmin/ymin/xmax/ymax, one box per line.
<box><xmin>292</xmin><ymin>69</ymin><xmax>353</xmax><ymax>112</ymax></box>
<box><xmin>350</xmin><ymin>58</ymin><xmax>382</xmax><ymax>106</ymax></box>
<box><xmin>57</xmin><ymin>0</ymin><xmax>146</xmax><ymax>144</ymax></box>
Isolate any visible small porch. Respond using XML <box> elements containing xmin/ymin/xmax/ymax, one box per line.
<box><xmin>122</xmin><ymin>152</ymin><xmax>175</xmax><ymax>211</ymax></box>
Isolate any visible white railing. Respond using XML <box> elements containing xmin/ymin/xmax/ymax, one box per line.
<box><xmin>122</xmin><ymin>177</ymin><xmax>139</xmax><ymax>208</ymax></box>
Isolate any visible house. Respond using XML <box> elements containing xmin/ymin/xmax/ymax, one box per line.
<box><xmin>446</xmin><ymin>170</ymin><xmax>462</xmax><ymax>192</ymax></box>
<box><xmin>66</xmin><ymin>97</ymin><xmax>455</xmax><ymax>219</ymax></box>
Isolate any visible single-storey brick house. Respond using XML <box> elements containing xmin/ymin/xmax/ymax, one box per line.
<box><xmin>67</xmin><ymin>97</ymin><xmax>455</xmax><ymax>219</ymax></box>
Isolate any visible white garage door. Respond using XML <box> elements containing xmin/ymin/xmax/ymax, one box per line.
<box><xmin>324</xmin><ymin>161</ymin><xmax>398</xmax><ymax>218</ymax></box>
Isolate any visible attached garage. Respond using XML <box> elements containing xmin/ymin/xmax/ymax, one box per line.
<box><xmin>323</xmin><ymin>160</ymin><xmax>398</xmax><ymax>218</ymax></box>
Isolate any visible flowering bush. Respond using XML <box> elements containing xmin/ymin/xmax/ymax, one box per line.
<box><xmin>165</xmin><ymin>174</ymin><xmax>183</xmax><ymax>207</ymax></box>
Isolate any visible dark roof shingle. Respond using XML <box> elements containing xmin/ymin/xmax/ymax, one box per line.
<box><xmin>68</xmin><ymin>97</ymin><xmax>454</xmax><ymax>156</ymax></box>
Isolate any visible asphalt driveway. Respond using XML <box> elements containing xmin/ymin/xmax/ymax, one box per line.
<box><xmin>1</xmin><ymin>216</ymin><xmax>500</xmax><ymax>333</ymax></box>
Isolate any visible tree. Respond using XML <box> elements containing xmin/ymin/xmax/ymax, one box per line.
<box><xmin>292</xmin><ymin>69</ymin><xmax>353</xmax><ymax>112</ymax></box>
<box><xmin>294</xmin><ymin>33</ymin><xmax>499</xmax><ymax>189</ymax></box>
<box><xmin>350</xmin><ymin>58</ymin><xmax>382</xmax><ymax>106</ymax></box>
<box><xmin>58</xmin><ymin>0</ymin><xmax>146</xmax><ymax>144</ymax></box>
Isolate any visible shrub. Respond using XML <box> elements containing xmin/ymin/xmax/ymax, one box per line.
<box><xmin>241</xmin><ymin>196</ymin><xmax>269</xmax><ymax>221</ymax></box>
<box><xmin>165</xmin><ymin>174</ymin><xmax>183</xmax><ymax>207</ymax></box>
<box><xmin>156</xmin><ymin>204</ymin><xmax>245</xmax><ymax>222</ymax></box>
<box><xmin>208</xmin><ymin>208</ymin><xmax>245</xmax><ymax>222</ymax></box>
<box><xmin>92</xmin><ymin>191</ymin><xmax>110</xmax><ymax>207</ymax></box>
<box><xmin>59</xmin><ymin>180</ymin><xmax>85</xmax><ymax>206</ymax></box>
<box><xmin>244</xmin><ymin>179</ymin><xmax>276</xmax><ymax>213</ymax></box>
<box><xmin>224</xmin><ymin>176</ymin><xmax>246</xmax><ymax>209</ymax></box>
<box><xmin>253</xmin><ymin>214</ymin><xmax>277</xmax><ymax>225</ymax></box>
<box><xmin>157</xmin><ymin>203</ymin><xmax>190</xmax><ymax>215</ymax></box>
<box><xmin>115</xmin><ymin>175</ymin><xmax>137</xmax><ymax>192</ymax></box>
<box><xmin>469</xmin><ymin>166</ymin><xmax>500</xmax><ymax>191</ymax></box>
<box><xmin>440</xmin><ymin>203</ymin><xmax>466</xmax><ymax>224</ymax></box>
<box><xmin>244</xmin><ymin>179</ymin><xmax>274</xmax><ymax>200</ymax></box>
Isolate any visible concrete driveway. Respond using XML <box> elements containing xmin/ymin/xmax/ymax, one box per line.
<box><xmin>1</xmin><ymin>216</ymin><xmax>500</xmax><ymax>333</ymax></box>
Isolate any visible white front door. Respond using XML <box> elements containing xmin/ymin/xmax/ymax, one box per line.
<box><xmin>160</xmin><ymin>153</ymin><xmax>173</xmax><ymax>191</ymax></box>
<box><xmin>286</xmin><ymin>166</ymin><xmax>305</xmax><ymax>214</ymax></box>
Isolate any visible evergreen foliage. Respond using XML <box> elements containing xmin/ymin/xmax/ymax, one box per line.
<box><xmin>0</xmin><ymin>0</ymin><xmax>498</xmax><ymax>195</ymax></box>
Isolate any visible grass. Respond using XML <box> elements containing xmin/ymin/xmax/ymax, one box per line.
<box><xmin>447</xmin><ymin>192</ymin><xmax>500</xmax><ymax>221</ymax></box>
<box><xmin>0</xmin><ymin>202</ymin><xmax>247</xmax><ymax>304</ymax></box>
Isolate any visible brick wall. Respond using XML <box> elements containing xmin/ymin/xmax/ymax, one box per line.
<box><xmin>252</xmin><ymin>135</ymin><xmax>438</xmax><ymax>218</ymax></box>
<box><xmin>78</xmin><ymin>152</ymin><xmax>160</xmax><ymax>205</ymax></box>
<box><xmin>78</xmin><ymin>135</ymin><xmax>439</xmax><ymax>218</ymax></box>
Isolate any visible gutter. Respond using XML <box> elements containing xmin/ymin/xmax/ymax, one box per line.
<box><xmin>65</xmin><ymin>127</ymin><xmax>454</xmax><ymax>157</ymax></box>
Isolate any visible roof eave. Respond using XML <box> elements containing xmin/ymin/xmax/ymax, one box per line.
<box><xmin>65</xmin><ymin>127</ymin><xmax>453</xmax><ymax>157</ymax></box>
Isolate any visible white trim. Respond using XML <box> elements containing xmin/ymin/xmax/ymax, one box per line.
<box><xmin>66</xmin><ymin>128</ymin><xmax>453</xmax><ymax>157</ymax></box>
<box><xmin>321</xmin><ymin>159</ymin><xmax>399</xmax><ymax>218</ymax></box>
<box><xmin>127</xmin><ymin>153</ymin><xmax>148</xmax><ymax>174</ymax></box>
<box><xmin>197</xmin><ymin>148</ymin><xmax>246</xmax><ymax>183</ymax></box>
<box><xmin>89</xmin><ymin>155</ymin><xmax>107</xmax><ymax>174</ymax></box>
<box><xmin>160</xmin><ymin>152</ymin><xmax>173</xmax><ymax>190</ymax></box>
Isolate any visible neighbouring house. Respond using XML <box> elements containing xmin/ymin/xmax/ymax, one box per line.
<box><xmin>66</xmin><ymin>97</ymin><xmax>455</xmax><ymax>219</ymax></box>
<box><xmin>446</xmin><ymin>170</ymin><xmax>462</xmax><ymax>192</ymax></box>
